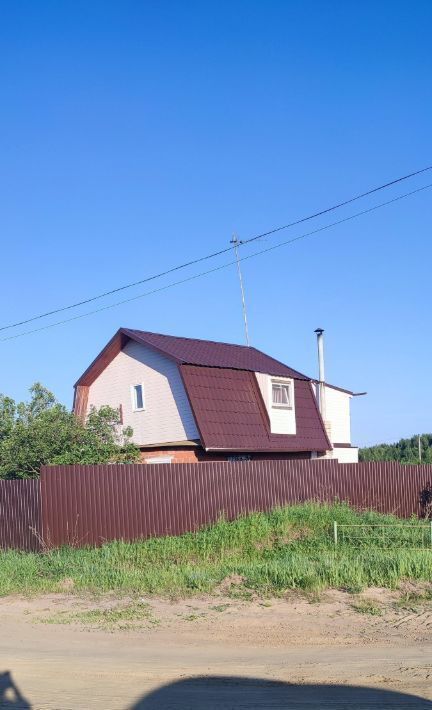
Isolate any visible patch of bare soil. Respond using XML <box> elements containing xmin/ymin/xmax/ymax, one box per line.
<box><xmin>1</xmin><ymin>585</ymin><xmax>432</xmax><ymax>646</ymax></box>
<box><xmin>1</xmin><ymin>589</ymin><xmax>431</xmax><ymax>709</ymax></box>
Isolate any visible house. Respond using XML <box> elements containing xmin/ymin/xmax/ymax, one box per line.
<box><xmin>73</xmin><ymin>328</ymin><xmax>362</xmax><ymax>463</ymax></box>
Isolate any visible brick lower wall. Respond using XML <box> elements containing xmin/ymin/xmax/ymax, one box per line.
<box><xmin>140</xmin><ymin>448</ymin><xmax>204</xmax><ymax>464</ymax></box>
<box><xmin>140</xmin><ymin>447</ymin><xmax>312</xmax><ymax>463</ymax></box>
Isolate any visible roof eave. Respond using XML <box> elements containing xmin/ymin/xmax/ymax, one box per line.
<box><xmin>311</xmin><ymin>379</ymin><xmax>356</xmax><ymax>396</ymax></box>
<box><xmin>74</xmin><ymin>327</ymin><xmax>184</xmax><ymax>389</ymax></box>
<box><xmin>204</xmin><ymin>446</ymin><xmax>329</xmax><ymax>453</ymax></box>
<box><xmin>120</xmin><ymin>328</ymin><xmax>184</xmax><ymax>364</ymax></box>
<box><xmin>74</xmin><ymin>328</ymin><xmax>126</xmax><ymax>388</ymax></box>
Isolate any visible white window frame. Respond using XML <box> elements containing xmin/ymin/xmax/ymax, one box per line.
<box><xmin>145</xmin><ymin>456</ymin><xmax>173</xmax><ymax>464</ymax></box>
<box><xmin>270</xmin><ymin>379</ymin><xmax>293</xmax><ymax>409</ymax></box>
<box><xmin>131</xmin><ymin>383</ymin><xmax>145</xmax><ymax>412</ymax></box>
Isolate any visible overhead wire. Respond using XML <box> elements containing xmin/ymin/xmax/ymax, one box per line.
<box><xmin>2</xmin><ymin>181</ymin><xmax>431</xmax><ymax>343</ymax></box>
<box><xmin>1</xmin><ymin>164</ymin><xmax>431</xmax><ymax>333</ymax></box>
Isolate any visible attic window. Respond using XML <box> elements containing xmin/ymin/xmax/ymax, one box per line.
<box><xmin>271</xmin><ymin>380</ymin><xmax>292</xmax><ymax>409</ymax></box>
<box><xmin>131</xmin><ymin>383</ymin><xmax>145</xmax><ymax>411</ymax></box>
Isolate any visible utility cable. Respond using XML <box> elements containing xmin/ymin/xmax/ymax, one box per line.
<box><xmin>2</xmin><ymin>181</ymin><xmax>430</xmax><ymax>343</ymax></box>
<box><xmin>1</xmin><ymin>164</ymin><xmax>431</xmax><ymax>333</ymax></box>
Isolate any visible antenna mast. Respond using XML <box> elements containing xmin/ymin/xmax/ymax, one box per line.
<box><xmin>230</xmin><ymin>235</ymin><xmax>250</xmax><ymax>346</ymax></box>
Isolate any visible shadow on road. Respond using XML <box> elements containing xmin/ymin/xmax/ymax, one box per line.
<box><xmin>131</xmin><ymin>676</ymin><xmax>432</xmax><ymax>709</ymax></box>
<box><xmin>0</xmin><ymin>672</ymin><xmax>30</xmax><ymax>709</ymax></box>
<box><xmin>2</xmin><ymin>671</ymin><xmax>431</xmax><ymax>709</ymax></box>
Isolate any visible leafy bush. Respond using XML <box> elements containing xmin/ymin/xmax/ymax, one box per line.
<box><xmin>0</xmin><ymin>383</ymin><xmax>139</xmax><ymax>479</ymax></box>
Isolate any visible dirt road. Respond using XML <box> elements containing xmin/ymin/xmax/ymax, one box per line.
<box><xmin>1</xmin><ymin>591</ymin><xmax>431</xmax><ymax>709</ymax></box>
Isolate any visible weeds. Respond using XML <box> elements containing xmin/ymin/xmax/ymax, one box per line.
<box><xmin>395</xmin><ymin>589</ymin><xmax>432</xmax><ymax>611</ymax></box>
<box><xmin>181</xmin><ymin>613</ymin><xmax>205</xmax><ymax>622</ymax></box>
<box><xmin>42</xmin><ymin>601</ymin><xmax>159</xmax><ymax>630</ymax></box>
<box><xmin>1</xmin><ymin>503</ymin><xmax>432</xmax><ymax>598</ymax></box>
<box><xmin>351</xmin><ymin>598</ymin><xmax>383</xmax><ymax>616</ymax></box>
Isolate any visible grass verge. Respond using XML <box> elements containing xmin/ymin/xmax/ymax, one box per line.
<box><xmin>42</xmin><ymin>600</ymin><xmax>159</xmax><ymax>630</ymax></box>
<box><xmin>1</xmin><ymin>502</ymin><xmax>431</xmax><ymax>598</ymax></box>
<box><xmin>350</xmin><ymin>598</ymin><xmax>383</xmax><ymax>616</ymax></box>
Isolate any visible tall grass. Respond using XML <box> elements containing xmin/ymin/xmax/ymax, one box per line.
<box><xmin>0</xmin><ymin>503</ymin><xmax>431</xmax><ymax>597</ymax></box>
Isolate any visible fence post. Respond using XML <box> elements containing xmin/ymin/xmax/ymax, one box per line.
<box><xmin>333</xmin><ymin>521</ymin><xmax>338</xmax><ymax>546</ymax></box>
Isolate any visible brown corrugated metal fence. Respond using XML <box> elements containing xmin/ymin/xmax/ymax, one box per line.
<box><xmin>36</xmin><ymin>460</ymin><xmax>432</xmax><ymax>548</ymax></box>
<box><xmin>1</xmin><ymin>461</ymin><xmax>431</xmax><ymax>550</ymax></box>
<box><xmin>0</xmin><ymin>479</ymin><xmax>42</xmax><ymax>551</ymax></box>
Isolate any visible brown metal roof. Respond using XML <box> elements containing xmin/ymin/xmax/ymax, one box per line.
<box><xmin>73</xmin><ymin>328</ymin><xmax>335</xmax><ymax>454</ymax></box>
<box><xmin>180</xmin><ymin>365</ymin><xmax>331</xmax><ymax>453</ymax></box>
<box><xmin>122</xmin><ymin>329</ymin><xmax>309</xmax><ymax>379</ymax></box>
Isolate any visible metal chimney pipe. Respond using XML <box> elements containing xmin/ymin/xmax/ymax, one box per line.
<box><xmin>314</xmin><ymin>328</ymin><xmax>326</xmax><ymax>422</ymax></box>
<box><xmin>315</xmin><ymin>328</ymin><xmax>325</xmax><ymax>383</ymax></box>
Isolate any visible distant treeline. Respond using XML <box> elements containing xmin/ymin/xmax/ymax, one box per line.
<box><xmin>359</xmin><ymin>434</ymin><xmax>432</xmax><ymax>464</ymax></box>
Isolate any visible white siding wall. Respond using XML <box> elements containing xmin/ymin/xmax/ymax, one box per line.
<box><xmin>86</xmin><ymin>341</ymin><xmax>199</xmax><ymax>446</ymax></box>
<box><xmin>310</xmin><ymin>382</ymin><xmax>358</xmax><ymax>462</ymax></box>
<box><xmin>255</xmin><ymin>372</ymin><xmax>296</xmax><ymax>435</ymax></box>
<box><xmin>331</xmin><ymin>447</ymin><xmax>359</xmax><ymax>463</ymax></box>
<box><xmin>324</xmin><ymin>386</ymin><xmax>352</xmax><ymax>444</ymax></box>
<box><xmin>311</xmin><ymin>383</ymin><xmax>352</xmax><ymax>444</ymax></box>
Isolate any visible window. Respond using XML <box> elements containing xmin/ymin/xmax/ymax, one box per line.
<box><xmin>131</xmin><ymin>383</ymin><xmax>145</xmax><ymax>411</ymax></box>
<box><xmin>145</xmin><ymin>456</ymin><xmax>173</xmax><ymax>464</ymax></box>
<box><xmin>271</xmin><ymin>380</ymin><xmax>292</xmax><ymax>408</ymax></box>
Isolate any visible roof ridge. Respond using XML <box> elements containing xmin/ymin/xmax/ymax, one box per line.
<box><xmin>122</xmin><ymin>328</ymin><xmax>311</xmax><ymax>380</ymax></box>
<box><xmin>126</xmin><ymin>328</ymin><xmax>255</xmax><ymax>350</ymax></box>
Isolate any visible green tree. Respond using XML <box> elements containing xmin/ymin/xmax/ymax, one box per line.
<box><xmin>0</xmin><ymin>383</ymin><xmax>140</xmax><ymax>479</ymax></box>
<box><xmin>359</xmin><ymin>434</ymin><xmax>432</xmax><ymax>464</ymax></box>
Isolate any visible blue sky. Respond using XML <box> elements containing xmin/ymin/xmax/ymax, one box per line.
<box><xmin>1</xmin><ymin>1</ymin><xmax>431</xmax><ymax>446</ymax></box>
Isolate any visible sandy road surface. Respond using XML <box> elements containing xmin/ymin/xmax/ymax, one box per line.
<box><xmin>1</xmin><ymin>592</ymin><xmax>431</xmax><ymax>709</ymax></box>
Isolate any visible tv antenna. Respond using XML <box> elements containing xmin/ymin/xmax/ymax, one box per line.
<box><xmin>230</xmin><ymin>234</ymin><xmax>250</xmax><ymax>346</ymax></box>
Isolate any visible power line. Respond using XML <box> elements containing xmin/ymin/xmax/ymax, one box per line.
<box><xmin>2</xmin><ymin>181</ymin><xmax>431</xmax><ymax>344</ymax></box>
<box><xmin>1</xmin><ymin>164</ymin><xmax>431</xmax><ymax>333</ymax></box>
<box><xmin>240</xmin><ymin>163</ymin><xmax>432</xmax><ymax>246</ymax></box>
